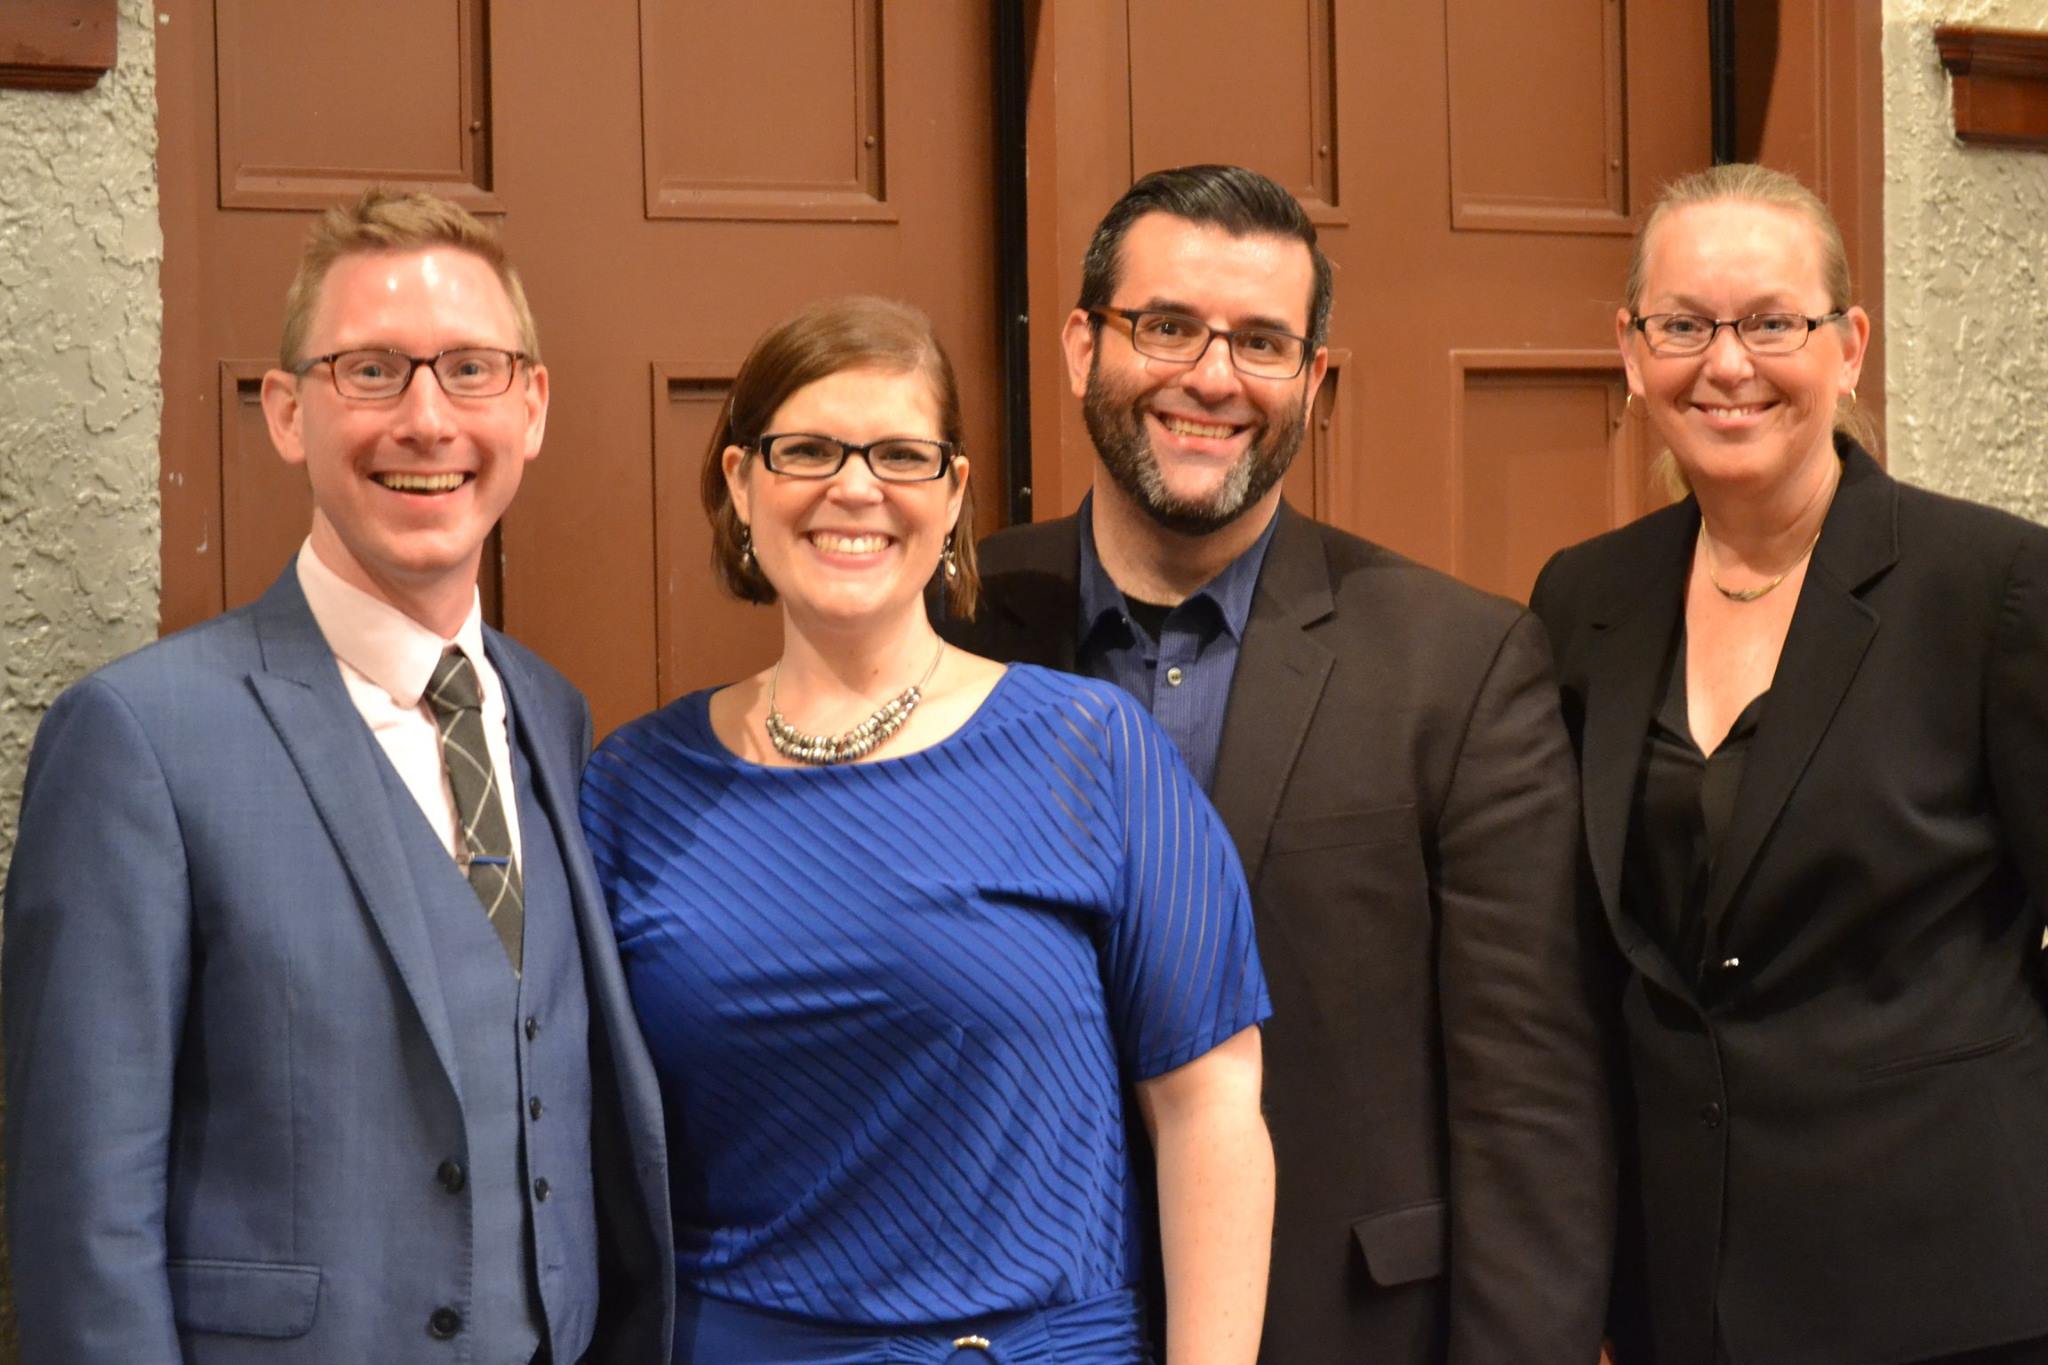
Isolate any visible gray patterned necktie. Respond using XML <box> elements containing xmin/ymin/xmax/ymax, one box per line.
<box><xmin>425</xmin><ymin>648</ymin><xmax>523</xmax><ymax>973</ymax></box>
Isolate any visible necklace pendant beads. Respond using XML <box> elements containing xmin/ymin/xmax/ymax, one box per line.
<box><xmin>764</xmin><ymin>641</ymin><xmax>947</xmax><ymax>765</ymax></box>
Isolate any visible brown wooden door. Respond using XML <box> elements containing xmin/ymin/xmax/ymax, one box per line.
<box><xmin>1018</xmin><ymin>2</ymin><xmax>1879</xmax><ymax>605</ymax></box>
<box><xmin>159</xmin><ymin>0</ymin><xmax>1000</xmax><ymax>736</ymax></box>
<box><xmin>159</xmin><ymin>3</ymin><xmax>1880</xmax><ymax>735</ymax></box>
<box><xmin>1022</xmin><ymin>0</ymin><xmax>1711</xmax><ymax>604</ymax></box>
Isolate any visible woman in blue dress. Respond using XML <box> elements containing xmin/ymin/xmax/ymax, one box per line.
<box><xmin>581</xmin><ymin>296</ymin><xmax>1274</xmax><ymax>1364</ymax></box>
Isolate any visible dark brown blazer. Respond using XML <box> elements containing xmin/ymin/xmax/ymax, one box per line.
<box><xmin>948</xmin><ymin>502</ymin><xmax>1615</xmax><ymax>1364</ymax></box>
<box><xmin>1530</xmin><ymin>441</ymin><xmax>2048</xmax><ymax>1365</ymax></box>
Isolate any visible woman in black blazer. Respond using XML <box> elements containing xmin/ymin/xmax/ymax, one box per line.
<box><xmin>1532</xmin><ymin>163</ymin><xmax>2048</xmax><ymax>1365</ymax></box>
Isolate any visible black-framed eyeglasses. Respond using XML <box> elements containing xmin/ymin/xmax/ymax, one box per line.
<box><xmin>1088</xmin><ymin>307</ymin><xmax>1311</xmax><ymax>379</ymax></box>
<box><xmin>1629</xmin><ymin>311</ymin><xmax>1847</xmax><ymax>358</ymax></box>
<box><xmin>755</xmin><ymin>433</ymin><xmax>957</xmax><ymax>483</ymax></box>
<box><xmin>295</xmin><ymin>347</ymin><xmax>528</xmax><ymax>400</ymax></box>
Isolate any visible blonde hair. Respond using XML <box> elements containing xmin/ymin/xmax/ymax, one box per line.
<box><xmin>278</xmin><ymin>188</ymin><xmax>540</xmax><ymax>369</ymax></box>
<box><xmin>1626</xmin><ymin>163</ymin><xmax>1878</xmax><ymax>465</ymax></box>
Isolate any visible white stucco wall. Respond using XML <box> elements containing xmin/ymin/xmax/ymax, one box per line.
<box><xmin>0</xmin><ymin>0</ymin><xmax>162</xmax><ymax>878</ymax></box>
<box><xmin>0</xmin><ymin>1</ymin><xmax>160</xmax><ymax>1349</ymax></box>
<box><xmin>1883</xmin><ymin>0</ymin><xmax>2048</xmax><ymax>517</ymax></box>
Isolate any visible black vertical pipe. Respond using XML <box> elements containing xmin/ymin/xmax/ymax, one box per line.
<box><xmin>1709</xmin><ymin>0</ymin><xmax>1738</xmax><ymax>164</ymax></box>
<box><xmin>992</xmin><ymin>0</ymin><xmax>1034</xmax><ymax>525</ymax></box>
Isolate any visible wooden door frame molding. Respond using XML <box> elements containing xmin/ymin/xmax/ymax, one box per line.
<box><xmin>0</xmin><ymin>0</ymin><xmax>116</xmax><ymax>91</ymax></box>
<box><xmin>1018</xmin><ymin>0</ymin><xmax>1130</xmax><ymax>521</ymax></box>
<box><xmin>1934</xmin><ymin>24</ymin><xmax>2048</xmax><ymax>149</ymax></box>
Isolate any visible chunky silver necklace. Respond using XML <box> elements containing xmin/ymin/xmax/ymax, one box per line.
<box><xmin>765</xmin><ymin>641</ymin><xmax>946</xmax><ymax>765</ymax></box>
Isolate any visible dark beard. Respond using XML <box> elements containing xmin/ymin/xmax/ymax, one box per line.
<box><xmin>1082</xmin><ymin>357</ymin><xmax>1307</xmax><ymax>536</ymax></box>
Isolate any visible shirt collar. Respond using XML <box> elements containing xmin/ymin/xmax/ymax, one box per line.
<box><xmin>1075</xmin><ymin>492</ymin><xmax>1280</xmax><ymax>645</ymax></box>
<box><xmin>295</xmin><ymin>540</ymin><xmax>490</xmax><ymax>709</ymax></box>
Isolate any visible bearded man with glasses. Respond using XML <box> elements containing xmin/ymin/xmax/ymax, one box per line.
<box><xmin>947</xmin><ymin>163</ymin><xmax>1615</xmax><ymax>1364</ymax></box>
<box><xmin>3</xmin><ymin>189</ymin><xmax>671</xmax><ymax>1364</ymax></box>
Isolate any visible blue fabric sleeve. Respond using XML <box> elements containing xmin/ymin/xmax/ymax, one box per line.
<box><xmin>1089</xmin><ymin>687</ymin><xmax>1271</xmax><ymax>1080</ymax></box>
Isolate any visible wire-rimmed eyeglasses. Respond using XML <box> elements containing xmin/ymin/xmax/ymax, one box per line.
<box><xmin>295</xmin><ymin>348</ymin><xmax>528</xmax><ymax>400</ymax></box>
<box><xmin>1629</xmin><ymin>311</ymin><xmax>1847</xmax><ymax>358</ymax></box>
<box><xmin>1088</xmin><ymin>307</ymin><xmax>1312</xmax><ymax>379</ymax></box>
<box><xmin>754</xmin><ymin>433</ymin><xmax>958</xmax><ymax>483</ymax></box>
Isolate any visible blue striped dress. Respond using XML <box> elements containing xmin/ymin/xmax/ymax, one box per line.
<box><xmin>581</xmin><ymin>665</ymin><xmax>1269</xmax><ymax>1362</ymax></box>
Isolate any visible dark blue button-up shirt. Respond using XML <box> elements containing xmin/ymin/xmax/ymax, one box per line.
<box><xmin>1076</xmin><ymin>495</ymin><xmax>1278</xmax><ymax>793</ymax></box>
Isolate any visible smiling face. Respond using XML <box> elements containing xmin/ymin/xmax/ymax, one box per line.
<box><xmin>1622</xmin><ymin>199</ymin><xmax>1867</xmax><ymax>499</ymax></box>
<box><xmin>722</xmin><ymin>365</ymin><xmax>967</xmax><ymax>636</ymax></box>
<box><xmin>1064</xmin><ymin>212</ymin><xmax>1328</xmax><ymax>536</ymax></box>
<box><xmin>260</xmin><ymin>247</ymin><xmax>547</xmax><ymax>632</ymax></box>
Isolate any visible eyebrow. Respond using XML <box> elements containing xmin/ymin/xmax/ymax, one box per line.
<box><xmin>1650</xmin><ymin>294</ymin><xmax>1810</xmax><ymax>315</ymax></box>
<box><xmin>333</xmin><ymin>341</ymin><xmax>513</xmax><ymax>351</ymax></box>
<box><xmin>1134</xmin><ymin>297</ymin><xmax>1303</xmax><ymax>335</ymax></box>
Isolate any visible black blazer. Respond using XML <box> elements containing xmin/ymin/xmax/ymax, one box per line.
<box><xmin>1530</xmin><ymin>441</ymin><xmax>2048</xmax><ymax>1365</ymax></box>
<box><xmin>948</xmin><ymin>503</ymin><xmax>1615</xmax><ymax>1364</ymax></box>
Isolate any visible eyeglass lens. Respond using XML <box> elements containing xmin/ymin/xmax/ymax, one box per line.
<box><xmin>761</xmin><ymin>435</ymin><xmax>950</xmax><ymax>481</ymax></box>
<box><xmin>329</xmin><ymin>349</ymin><xmax>519</xmax><ymax>399</ymax></box>
<box><xmin>1639</xmin><ymin>313</ymin><xmax>1825</xmax><ymax>356</ymax></box>
<box><xmin>1127</xmin><ymin>311</ymin><xmax>1306</xmax><ymax>377</ymax></box>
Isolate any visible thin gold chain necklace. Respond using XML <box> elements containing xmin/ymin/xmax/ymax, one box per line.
<box><xmin>1696</xmin><ymin>523</ymin><xmax>1823</xmax><ymax>602</ymax></box>
<box><xmin>1697</xmin><ymin>460</ymin><xmax>1840</xmax><ymax>602</ymax></box>
<box><xmin>765</xmin><ymin>640</ymin><xmax>946</xmax><ymax>765</ymax></box>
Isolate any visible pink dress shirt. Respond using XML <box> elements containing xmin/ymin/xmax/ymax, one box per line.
<box><xmin>295</xmin><ymin>541</ymin><xmax>523</xmax><ymax>865</ymax></box>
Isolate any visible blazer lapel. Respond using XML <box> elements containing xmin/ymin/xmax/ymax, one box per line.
<box><xmin>246</xmin><ymin>570</ymin><xmax>462</xmax><ymax>1089</ymax></box>
<box><xmin>975</xmin><ymin>515</ymin><xmax>1082</xmax><ymax>672</ymax></box>
<box><xmin>1576</xmin><ymin>503</ymin><xmax>1695</xmax><ymax>997</ymax></box>
<box><xmin>484</xmin><ymin>634</ymin><xmax>584</xmax><ymax>911</ymax></box>
<box><xmin>1210</xmin><ymin>506</ymin><xmax>1336</xmax><ymax>885</ymax></box>
<box><xmin>1701</xmin><ymin>447</ymin><xmax>1897</xmax><ymax>941</ymax></box>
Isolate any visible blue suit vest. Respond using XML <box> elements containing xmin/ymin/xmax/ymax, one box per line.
<box><xmin>379</xmin><ymin>705</ymin><xmax>598</xmax><ymax>1360</ymax></box>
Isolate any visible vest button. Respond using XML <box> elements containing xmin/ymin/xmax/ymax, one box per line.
<box><xmin>1699</xmin><ymin>1102</ymin><xmax>1723</xmax><ymax>1129</ymax></box>
<box><xmin>436</xmin><ymin>1160</ymin><xmax>465</xmax><ymax>1193</ymax></box>
<box><xmin>529</xmin><ymin>1097</ymin><xmax>544</xmax><ymax>1121</ymax></box>
<box><xmin>428</xmin><ymin>1306</ymin><xmax>463</xmax><ymax>1339</ymax></box>
<box><xmin>533</xmin><ymin>1177</ymin><xmax>551</xmax><ymax>1201</ymax></box>
<box><xmin>524</xmin><ymin>1016</ymin><xmax>540</xmax><ymax>1041</ymax></box>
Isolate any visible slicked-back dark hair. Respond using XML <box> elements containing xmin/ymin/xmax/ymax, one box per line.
<box><xmin>1077</xmin><ymin>163</ymin><xmax>1333</xmax><ymax>348</ymax></box>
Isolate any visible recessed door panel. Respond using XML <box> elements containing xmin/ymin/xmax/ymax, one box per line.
<box><xmin>217</xmin><ymin>362</ymin><xmax>313</xmax><ymax>609</ymax></box>
<box><xmin>652</xmin><ymin>367</ymin><xmax>781</xmax><ymax>701</ymax></box>
<box><xmin>1127</xmin><ymin>0</ymin><xmax>1340</xmax><ymax>219</ymax></box>
<box><xmin>640</xmin><ymin>0</ymin><xmax>889</xmax><ymax>221</ymax></box>
<box><xmin>1453</xmin><ymin>355</ymin><xmax>1649</xmax><ymax>603</ymax></box>
<box><xmin>215</xmin><ymin>0</ymin><xmax>496</xmax><ymax>210</ymax></box>
<box><xmin>1447</xmin><ymin>0</ymin><xmax>1626</xmax><ymax>232</ymax></box>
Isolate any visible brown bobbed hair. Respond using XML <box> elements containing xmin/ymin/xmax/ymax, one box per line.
<box><xmin>701</xmin><ymin>296</ymin><xmax>980</xmax><ymax>617</ymax></box>
<box><xmin>279</xmin><ymin>187</ymin><xmax>540</xmax><ymax>369</ymax></box>
<box><xmin>1626</xmin><ymin>162</ymin><xmax>1879</xmax><ymax>467</ymax></box>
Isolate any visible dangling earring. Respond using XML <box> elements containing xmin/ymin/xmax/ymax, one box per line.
<box><xmin>1846</xmin><ymin>387</ymin><xmax>1858</xmax><ymax>405</ymax></box>
<box><xmin>942</xmin><ymin>532</ymin><xmax>959</xmax><ymax>580</ymax></box>
<box><xmin>739</xmin><ymin>524</ymin><xmax>756</xmax><ymax>572</ymax></box>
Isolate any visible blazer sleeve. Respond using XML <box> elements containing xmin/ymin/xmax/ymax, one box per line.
<box><xmin>3</xmin><ymin>677</ymin><xmax>192</xmax><ymax>1364</ymax></box>
<box><xmin>1435</xmin><ymin>611</ymin><xmax>1616</xmax><ymax>1362</ymax></box>
<box><xmin>1987</xmin><ymin>526</ymin><xmax>2048</xmax><ymax>923</ymax></box>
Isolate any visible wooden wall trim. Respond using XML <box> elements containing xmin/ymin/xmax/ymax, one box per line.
<box><xmin>1935</xmin><ymin>24</ymin><xmax>2048</xmax><ymax>149</ymax></box>
<box><xmin>0</xmin><ymin>0</ymin><xmax>116</xmax><ymax>91</ymax></box>
<box><xmin>1020</xmin><ymin>0</ymin><xmax>1131</xmax><ymax>520</ymax></box>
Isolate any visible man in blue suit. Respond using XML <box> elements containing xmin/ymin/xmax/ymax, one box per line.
<box><xmin>3</xmin><ymin>190</ymin><xmax>672</xmax><ymax>1362</ymax></box>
